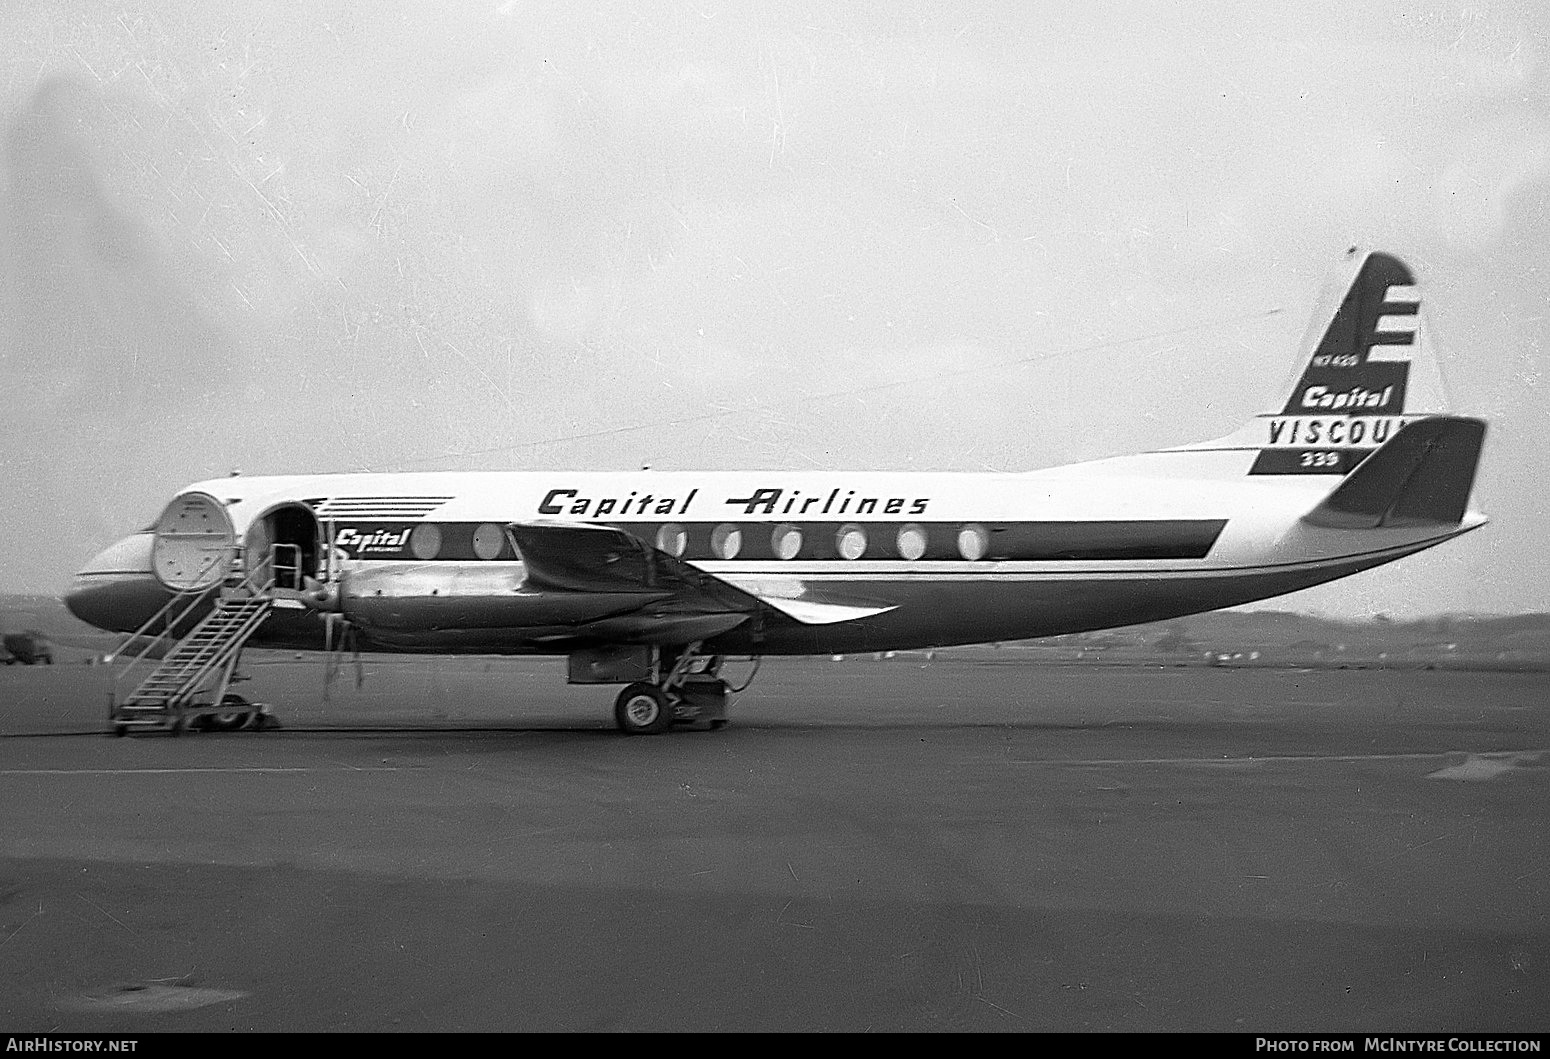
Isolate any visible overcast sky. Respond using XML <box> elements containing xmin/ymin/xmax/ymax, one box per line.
<box><xmin>1</xmin><ymin>0</ymin><xmax>1545</xmax><ymax>616</ymax></box>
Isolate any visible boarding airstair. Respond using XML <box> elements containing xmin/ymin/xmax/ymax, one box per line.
<box><xmin>109</xmin><ymin>545</ymin><xmax>298</xmax><ymax>735</ymax></box>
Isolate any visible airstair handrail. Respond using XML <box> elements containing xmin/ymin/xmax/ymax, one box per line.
<box><xmin>111</xmin><ymin>546</ymin><xmax>284</xmax><ymax>699</ymax></box>
<box><xmin>110</xmin><ymin>550</ymin><xmax>231</xmax><ymax>686</ymax></box>
<box><xmin>109</xmin><ymin>543</ymin><xmax>299</xmax><ymax>730</ymax></box>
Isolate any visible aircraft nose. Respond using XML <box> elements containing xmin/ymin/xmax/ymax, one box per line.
<box><xmin>65</xmin><ymin>533</ymin><xmax>165</xmax><ymax>632</ymax></box>
<box><xmin>63</xmin><ymin>578</ymin><xmax>109</xmax><ymax>629</ymax></box>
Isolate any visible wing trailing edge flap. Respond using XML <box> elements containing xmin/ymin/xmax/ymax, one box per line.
<box><xmin>712</xmin><ymin>577</ymin><xmax>898</xmax><ymax>625</ymax></box>
<box><xmin>505</xmin><ymin>522</ymin><xmax>896</xmax><ymax>628</ymax></box>
<box><xmin>1301</xmin><ymin>416</ymin><xmax>1486</xmax><ymax>530</ymax></box>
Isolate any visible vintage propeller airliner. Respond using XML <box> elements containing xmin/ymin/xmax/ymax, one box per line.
<box><xmin>66</xmin><ymin>250</ymin><xmax>1487</xmax><ymax>735</ymax></box>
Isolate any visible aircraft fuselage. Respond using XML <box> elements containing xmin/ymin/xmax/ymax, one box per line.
<box><xmin>67</xmin><ymin>466</ymin><xmax>1480</xmax><ymax>657</ymax></box>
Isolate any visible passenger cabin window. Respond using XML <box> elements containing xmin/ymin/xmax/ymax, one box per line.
<box><xmin>837</xmin><ymin>523</ymin><xmax>867</xmax><ymax>560</ymax></box>
<box><xmin>710</xmin><ymin>523</ymin><xmax>742</xmax><ymax>560</ymax></box>
<box><xmin>897</xmin><ymin>523</ymin><xmax>927</xmax><ymax>561</ymax></box>
<box><xmin>957</xmin><ymin>523</ymin><xmax>988</xmax><ymax>561</ymax></box>
<box><xmin>771</xmin><ymin>524</ymin><xmax>802</xmax><ymax>560</ymax></box>
<box><xmin>657</xmin><ymin>523</ymin><xmax>688</xmax><ymax>558</ymax></box>
<box><xmin>411</xmin><ymin>523</ymin><xmax>442</xmax><ymax>561</ymax></box>
<box><xmin>472</xmin><ymin>523</ymin><xmax>504</xmax><ymax>561</ymax></box>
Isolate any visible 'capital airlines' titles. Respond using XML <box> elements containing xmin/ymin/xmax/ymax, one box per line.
<box><xmin>1298</xmin><ymin>384</ymin><xmax>1396</xmax><ymax>411</ymax></box>
<box><xmin>334</xmin><ymin>527</ymin><xmax>412</xmax><ymax>553</ymax></box>
<box><xmin>538</xmin><ymin>486</ymin><xmax>931</xmax><ymax>519</ymax></box>
<box><xmin>1262</xmin><ymin>415</ymin><xmax>1415</xmax><ymax>448</ymax></box>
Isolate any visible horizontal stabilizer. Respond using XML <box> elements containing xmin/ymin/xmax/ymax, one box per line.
<box><xmin>1302</xmin><ymin>416</ymin><xmax>1485</xmax><ymax>529</ymax></box>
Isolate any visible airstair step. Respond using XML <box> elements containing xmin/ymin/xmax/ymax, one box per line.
<box><xmin>117</xmin><ymin>596</ymin><xmax>275</xmax><ymax>721</ymax></box>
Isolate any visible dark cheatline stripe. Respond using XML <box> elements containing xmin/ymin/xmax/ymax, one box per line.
<box><xmin>610</xmin><ymin>520</ymin><xmax>1227</xmax><ymax>562</ymax></box>
<box><xmin>330</xmin><ymin>519</ymin><xmax>1228</xmax><ymax>563</ymax></box>
<box><xmin>331</xmin><ymin>522</ymin><xmax>517</xmax><ymax>561</ymax></box>
<box><xmin>984</xmin><ymin>520</ymin><xmax>1226</xmax><ymax>560</ymax></box>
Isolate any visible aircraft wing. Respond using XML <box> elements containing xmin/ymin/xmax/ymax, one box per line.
<box><xmin>505</xmin><ymin>522</ymin><xmax>897</xmax><ymax>630</ymax></box>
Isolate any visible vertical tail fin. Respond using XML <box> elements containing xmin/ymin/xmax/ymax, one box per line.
<box><xmin>1183</xmin><ymin>248</ymin><xmax>1454</xmax><ymax>477</ymax></box>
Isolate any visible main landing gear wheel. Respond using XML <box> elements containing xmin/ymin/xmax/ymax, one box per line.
<box><xmin>614</xmin><ymin>683</ymin><xmax>674</xmax><ymax>735</ymax></box>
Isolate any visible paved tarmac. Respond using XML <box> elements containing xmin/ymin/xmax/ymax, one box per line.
<box><xmin>0</xmin><ymin>655</ymin><xmax>1545</xmax><ymax>1031</ymax></box>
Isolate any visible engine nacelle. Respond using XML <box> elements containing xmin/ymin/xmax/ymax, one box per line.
<box><xmin>339</xmin><ymin>562</ymin><xmax>668</xmax><ymax>632</ymax></box>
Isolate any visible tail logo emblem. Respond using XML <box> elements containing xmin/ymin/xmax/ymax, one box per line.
<box><xmin>1282</xmin><ymin>259</ymin><xmax>1418</xmax><ymax>418</ymax></box>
